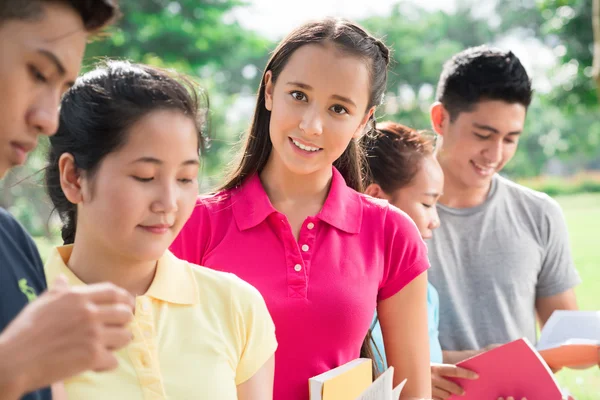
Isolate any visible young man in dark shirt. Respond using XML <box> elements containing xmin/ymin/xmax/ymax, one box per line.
<box><xmin>0</xmin><ymin>2</ymin><xmax>134</xmax><ymax>399</ymax></box>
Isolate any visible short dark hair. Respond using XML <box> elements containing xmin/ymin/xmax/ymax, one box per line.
<box><xmin>361</xmin><ymin>121</ymin><xmax>436</xmax><ymax>193</ymax></box>
<box><xmin>45</xmin><ymin>61</ymin><xmax>208</xmax><ymax>245</ymax></box>
<box><xmin>0</xmin><ymin>0</ymin><xmax>119</xmax><ymax>31</ymax></box>
<box><xmin>435</xmin><ymin>45</ymin><xmax>533</xmax><ymax>121</ymax></box>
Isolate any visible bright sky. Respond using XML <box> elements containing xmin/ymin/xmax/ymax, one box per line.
<box><xmin>232</xmin><ymin>0</ymin><xmax>456</xmax><ymax>40</ymax></box>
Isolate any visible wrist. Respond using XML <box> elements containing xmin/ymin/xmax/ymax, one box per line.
<box><xmin>0</xmin><ymin>334</ymin><xmax>29</xmax><ymax>399</ymax></box>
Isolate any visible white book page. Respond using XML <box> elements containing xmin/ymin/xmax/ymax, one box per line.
<box><xmin>392</xmin><ymin>379</ymin><xmax>407</xmax><ymax>400</ymax></box>
<box><xmin>356</xmin><ymin>367</ymin><xmax>394</xmax><ymax>400</ymax></box>
<box><xmin>537</xmin><ymin>311</ymin><xmax>600</xmax><ymax>350</ymax></box>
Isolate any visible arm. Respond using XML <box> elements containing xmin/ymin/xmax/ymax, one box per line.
<box><xmin>378</xmin><ymin>272</ymin><xmax>431</xmax><ymax>399</ymax></box>
<box><xmin>535</xmin><ymin>289</ymin><xmax>578</xmax><ymax>329</ymax></box>
<box><xmin>0</xmin><ymin>277</ymin><xmax>133</xmax><ymax>394</ymax></box>
<box><xmin>236</xmin><ymin>355</ymin><xmax>275</xmax><ymax>400</ymax></box>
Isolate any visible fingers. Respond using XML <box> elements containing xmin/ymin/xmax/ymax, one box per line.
<box><xmin>75</xmin><ymin>283</ymin><xmax>135</xmax><ymax>310</ymax></box>
<box><xmin>102</xmin><ymin>325</ymin><xmax>133</xmax><ymax>351</ymax></box>
<box><xmin>432</xmin><ymin>386</ymin><xmax>452</xmax><ymax>400</ymax></box>
<box><xmin>432</xmin><ymin>374</ymin><xmax>465</xmax><ymax>397</ymax></box>
<box><xmin>90</xmin><ymin>351</ymin><xmax>119</xmax><ymax>373</ymax></box>
<box><xmin>432</xmin><ymin>363</ymin><xmax>479</xmax><ymax>380</ymax></box>
<box><xmin>51</xmin><ymin>274</ymin><xmax>70</xmax><ymax>291</ymax></box>
<box><xmin>96</xmin><ymin>304</ymin><xmax>134</xmax><ymax>326</ymax></box>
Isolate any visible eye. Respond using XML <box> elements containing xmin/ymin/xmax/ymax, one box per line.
<box><xmin>178</xmin><ymin>178</ymin><xmax>194</xmax><ymax>184</ymax></box>
<box><xmin>132</xmin><ymin>176</ymin><xmax>153</xmax><ymax>182</ymax></box>
<box><xmin>28</xmin><ymin>65</ymin><xmax>48</xmax><ymax>83</ymax></box>
<box><xmin>474</xmin><ymin>133</ymin><xmax>490</xmax><ymax>140</ymax></box>
<box><xmin>504</xmin><ymin>137</ymin><xmax>516</xmax><ymax>144</ymax></box>
<box><xmin>421</xmin><ymin>203</ymin><xmax>433</xmax><ymax>209</ymax></box>
<box><xmin>330</xmin><ymin>104</ymin><xmax>348</xmax><ymax>115</ymax></box>
<box><xmin>290</xmin><ymin>91</ymin><xmax>307</xmax><ymax>102</ymax></box>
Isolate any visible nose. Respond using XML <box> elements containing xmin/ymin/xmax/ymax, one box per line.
<box><xmin>27</xmin><ymin>91</ymin><xmax>61</xmax><ymax>137</ymax></box>
<box><xmin>298</xmin><ymin>104</ymin><xmax>323</xmax><ymax>136</ymax></box>
<box><xmin>151</xmin><ymin>182</ymin><xmax>178</xmax><ymax>214</ymax></box>
<box><xmin>429</xmin><ymin>206</ymin><xmax>441</xmax><ymax>231</ymax></box>
<box><xmin>483</xmin><ymin>138</ymin><xmax>503</xmax><ymax>164</ymax></box>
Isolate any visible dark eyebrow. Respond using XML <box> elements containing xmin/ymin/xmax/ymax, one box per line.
<box><xmin>473</xmin><ymin>123</ymin><xmax>521</xmax><ymax>136</ymax></box>
<box><xmin>131</xmin><ymin>157</ymin><xmax>199</xmax><ymax>166</ymax></box>
<box><xmin>37</xmin><ymin>49</ymin><xmax>76</xmax><ymax>87</ymax></box>
<box><xmin>286</xmin><ymin>81</ymin><xmax>357</xmax><ymax>108</ymax></box>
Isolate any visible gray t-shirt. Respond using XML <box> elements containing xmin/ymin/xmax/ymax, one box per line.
<box><xmin>428</xmin><ymin>174</ymin><xmax>581</xmax><ymax>351</ymax></box>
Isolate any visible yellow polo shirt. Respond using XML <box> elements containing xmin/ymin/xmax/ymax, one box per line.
<box><xmin>45</xmin><ymin>246</ymin><xmax>277</xmax><ymax>400</ymax></box>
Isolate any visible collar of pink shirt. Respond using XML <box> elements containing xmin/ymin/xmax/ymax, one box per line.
<box><xmin>230</xmin><ymin>167</ymin><xmax>363</xmax><ymax>234</ymax></box>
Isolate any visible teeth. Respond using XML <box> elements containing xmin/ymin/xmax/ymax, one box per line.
<box><xmin>292</xmin><ymin>138</ymin><xmax>320</xmax><ymax>152</ymax></box>
<box><xmin>473</xmin><ymin>161</ymin><xmax>495</xmax><ymax>174</ymax></box>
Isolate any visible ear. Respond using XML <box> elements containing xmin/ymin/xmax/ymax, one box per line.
<box><xmin>364</xmin><ymin>183</ymin><xmax>390</xmax><ymax>201</ymax></box>
<box><xmin>264</xmin><ymin>70</ymin><xmax>274</xmax><ymax>111</ymax></box>
<box><xmin>430</xmin><ymin>102</ymin><xmax>449</xmax><ymax>136</ymax></box>
<box><xmin>58</xmin><ymin>153</ymin><xmax>84</xmax><ymax>205</ymax></box>
<box><xmin>353</xmin><ymin>106</ymin><xmax>376</xmax><ymax>139</ymax></box>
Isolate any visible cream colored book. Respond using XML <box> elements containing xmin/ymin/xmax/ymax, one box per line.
<box><xmin>309</xmin><ymin>358</ymin><xmax>373</xmax><ymax>400</ymax></box>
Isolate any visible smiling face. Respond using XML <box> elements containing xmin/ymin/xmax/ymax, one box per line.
<box><xmin>0</xmin><ymin>2</ymin><xmax>87</xmax><ymax>178</ymax></box>
<box><xmin>436</xmin><ymin>99</ymin><xmax>526</xmax><ymax>192</ymax></box>
<box><xmin>63</xmin><ymin>110</ymin><xmax>200</xmax><ymax>263</ymax></box>
<box><xmin>263</xmin><ymin>42</ymin><xmax>374</xmax><ymax>178</ymax></box>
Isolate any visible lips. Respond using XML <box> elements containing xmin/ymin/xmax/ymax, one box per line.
<box><xmin>289</xmin><ymin>137</ymin><xmax>322</xmax><ymax>152</ymax></box>
<box><xmin>470</xmin><ymin>160</ymin><xmax>496</xmax><ymax>176</ymax></box>
<box><xmin>138</xmin><ymin>224</ymin><xmax>172</xmax><ymax>234</ymax></box>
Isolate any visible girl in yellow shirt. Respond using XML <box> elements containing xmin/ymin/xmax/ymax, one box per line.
<box><xmin>43</xmin><ymin>60</ymin><xmax>277</xmax><ymax>400</ymax></box>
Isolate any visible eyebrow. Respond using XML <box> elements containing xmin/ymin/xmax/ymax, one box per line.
<box><xmin>131</xmin><ymin>157</ymin><xmax>200</xmax><ymax>166</ymax></box>
<box><xmin>473</xmin><ymin>123</ymin><xmax>521</xmax><ymax>136</ymax></box>
<box><xmin>424</xmin><ymin>192</ymin><xmax>442</xmax><ymax>198</ymax></box>
<box><xmin>286</xmin><ymin>81</ymin><xmax>357</xmax><ymax>108</ymax></box>
<box><xmin>37</xmin><ymin>49</ymin><xmax>76</xmax><ymax>87</ymax></box>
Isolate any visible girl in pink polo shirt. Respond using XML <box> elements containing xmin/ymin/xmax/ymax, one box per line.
<box><xmin>171</xmin><ymin>18</ymin><xmax>431</xmax><ymax>400</ymax></box>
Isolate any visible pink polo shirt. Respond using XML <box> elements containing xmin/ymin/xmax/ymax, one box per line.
<box><xmin>170</xmin><ymin>167</ymin><xmax>429</xmax><ymax>400</ymax></box>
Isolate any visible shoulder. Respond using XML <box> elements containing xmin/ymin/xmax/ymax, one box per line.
<box><xmin>0</xmin><ymin>208</ymin><xmax>27</xmax><ymax>236</ymax></box>
<box><xmin>360</xmin><ymin>193</ymin><xmax>421</xmax><ymax>236</ymax></box>
<box><xmin>186</xmin><ymin>260</ymin><xmax>264</xmax><ymax>303</ymax></box>
<box><xmin>496</xmin><ymin>175</ymin><xmax>562</xmax><ymax>217</ymax></box>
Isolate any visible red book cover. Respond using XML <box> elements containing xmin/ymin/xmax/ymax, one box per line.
<box><xmin>447</xmin><ymin>338</ymin><xmax>563</xmax><ymax>400</ymax></box>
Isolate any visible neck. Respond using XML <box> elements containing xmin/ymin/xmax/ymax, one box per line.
<box><xmin>67</xmin><ymin>234</ymin><xmax>158</xmax><ymax>297</ymax></box>
<box><xmin>438</xmin><ymin>161</ymin><xmax>492</xmax><ymax>208</ymax></box>
<box><xmin>259</xmin><ymin>155</ymin><xmax>332</xmax><ymax>212</ymax></box>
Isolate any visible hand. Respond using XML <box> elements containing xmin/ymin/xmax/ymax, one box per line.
<box><xmin>431</xmin><ymin>363</ymin><xmax>478</xmax><ymax>400</ymax></box>
<box><xmin>0</xmin><ymin>276</ymin><xmax>134</xmax><ymax>396</ymax></box>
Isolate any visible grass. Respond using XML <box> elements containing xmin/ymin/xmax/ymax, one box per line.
<box><xmin>552</xmin><ymin>193</ymin><xmax>600</xmax><ymax>399</ymax></box>
<box><xmin>33</xmin><ymin>193</ymin><xmax>600</xmax><ymax>397</ymax></box>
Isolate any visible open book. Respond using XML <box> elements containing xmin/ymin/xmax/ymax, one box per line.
<box><xmin>309</xmin><ymin>358</ymin><xmax>405</xmax><ymax>400</ymax></box>
<box><xmin>537</xmin><ymin>310</ymin><xmax>600</xmax><ymax>369</ymax></box>
<box><xmin>447</xmin><ymin>338</ymin><xmax>563</xmax><ymax>400</ymax></box>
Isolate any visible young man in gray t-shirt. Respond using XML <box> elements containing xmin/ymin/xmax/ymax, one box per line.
<box><xmin>427</xmin><ymin>46</ymin><xmax>581</xmax><ymax>369</ymax></box>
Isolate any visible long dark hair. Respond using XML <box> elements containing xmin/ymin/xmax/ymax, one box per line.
<box><xmin>45</xmin><ymin>60</ymin><xmax>207</xmax><ymax>245</ymax></box>
<box><xmin>220</xmin><ymin>17</ymin><xmax>390</xmax><ymax>192</ymax></box>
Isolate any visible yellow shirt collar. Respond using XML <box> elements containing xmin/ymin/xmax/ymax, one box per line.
<box><xmin>45</xmin><ymin>245</ymin><xmax>198</xmax><ymax>305</ymax></box>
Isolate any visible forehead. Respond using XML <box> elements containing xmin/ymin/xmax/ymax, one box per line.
<box><xmin>113</xmin><ymin>110</ymin><xmax>199</xmax><ymax>157</ymax></box>
<box><xmin>1</xmin><ymin>2</ymin><xmax>87</xmax><ymax>78</ymax></box>
<box><xmin>414</xmin><ymin>156</ymin><xmax>444</xmax><ymax>190</ymax></box>
<box><xmin>456</xmin><ymin>100</ymin><xmax>527</xmax><ymax>133</ymax></box>
<box><xmin>278</xmin><ymin>43</ymin><xmax>371</xmax><ymax>106</ymax></box>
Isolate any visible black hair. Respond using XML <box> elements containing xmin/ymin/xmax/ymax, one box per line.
<box><xmin>221</xmin><ymin>17</ymin><xmax>390</xmax><ymax>193</ymax></box>
<box><xmin>435</xmin><ymin>45</ymin><xmax>533</xmax><ymax>121</ymax></box>
<box><xmin>45</xmin><ymin>60</ymin><xmax>207</xmax><ymax>245</ymax></box>
<box><xmin>0</xmin><ymin>0</ymin><xmax>119</xmax><ymax>31</ymax></box>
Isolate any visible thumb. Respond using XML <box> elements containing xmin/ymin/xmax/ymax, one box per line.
<box><xmin>51</xmin><ymin>274</ymin><xmax>70</xmax><ymax>291</ymax></box>
<box><xmin>438</xmin><ymin>364</ymin><xmax>479</xmax><ymax>380</ymax></box>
